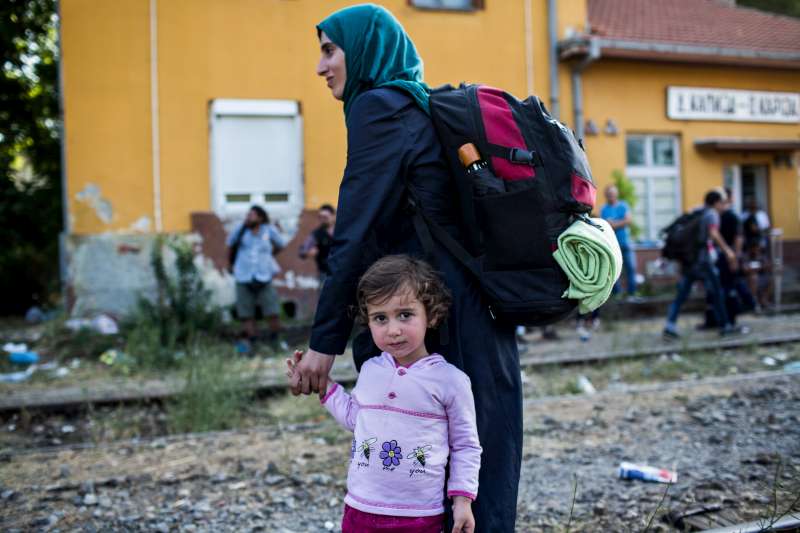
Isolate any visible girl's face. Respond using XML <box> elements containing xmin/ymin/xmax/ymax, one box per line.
<box><xmin>316</xmin><ymin>31</ymin><xmax>346</xmax><ymax>101</ymax></box>
<box><xmin>366</xmin><ymin>289</ymin><xmax>429</xmax><ymax>365</ymax></box>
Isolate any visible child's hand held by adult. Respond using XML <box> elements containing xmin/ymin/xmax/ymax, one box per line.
<box><xmin>285</xmin><ymin>349</ymin><xmax>303</xmax><ymax>380</ymax></box>
<box><xmin>451</xmin><ymin>496</ymin><xmax>475</xmax><ymax>533</ymax></box>
<box><xmin>289</xmin><ymin>348</ymin><xmax>335</xmax><ymax>397</ymax></box>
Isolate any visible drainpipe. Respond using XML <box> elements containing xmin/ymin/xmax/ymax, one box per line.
<box><xmin>56</xmin><ymin>0</ymin><xmax>69</xmax><ymax>304</ymax></box>
<box><xmin>524</xmin><ymin>0</ymin><xmax>534</xmax><ymax>97</ymax></box>
<box><xmin>571</xmin><ymin>38</ymin><xmax>600</xmax><ymax>142</ymax></box>
<box><xmin>149</xmin><ymin>0</ymin><xmax>163</xmax><ymax>232</ymax></box>
<box><xmin>547</xmin><ymin>0</ymin><xmax>559</xmax><ymax>119</ymax></box>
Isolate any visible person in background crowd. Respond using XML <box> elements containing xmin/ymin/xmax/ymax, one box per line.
<box><xmin>663</xmin><ymin>189</ymin><xmax>744</xmax><ymax>340</ymax></box>
<box><xmin>743</xmin><ymin>198</ymin><xmax>772</xmax><ymax>310</ymax></box>
<box><xmin>600</xmin><ymin>185</ymin><xmax>640</xmax><ymax>302</ymax></box>
<box><xmin>227</xmin><ymin>205</ymin><xmax>287</xmax><ymax>353</ymax></box>
<box><xmin>299</xmin><ymin>204</ymin><xmax>336</xmax><ymax>285</ymax></box>
<box><xmin>699</xmin><ymin>189</ymin><xmax>755</xmax><ymax>329</ymax></box>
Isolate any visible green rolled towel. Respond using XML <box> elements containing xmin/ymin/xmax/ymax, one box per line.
<box><xmin>552</xmin><ymin>217</ymin><xmax>623</xmax><ymax>314</ymax></box>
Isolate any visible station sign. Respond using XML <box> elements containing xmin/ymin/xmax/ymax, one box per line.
<box><xmin>667</xmin><ymin>86</ymin><xmax>800</xmax><ymax>123</ymax></box>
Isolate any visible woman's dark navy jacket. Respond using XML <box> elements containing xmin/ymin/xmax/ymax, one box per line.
<box><xmin>309</xmin><ymin>87</ymin><xmax>521</xmax><ymax>532</ymax></box>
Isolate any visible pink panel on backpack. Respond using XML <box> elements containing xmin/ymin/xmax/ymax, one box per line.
<box><xmin>571</xmin><ymin>173</ymin><xmax>596</xmax><ymax>208</ymax></box>
<box><xmin>476</xmin><ymin>86</ymin><xmax>535</xmax><ymax>181</ymax></box>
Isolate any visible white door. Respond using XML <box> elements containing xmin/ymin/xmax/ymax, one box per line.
<box><xmin>209</xmin><ymin>99</ymin><xmax>304</xmax><ymax>233</ymax></box>
<box><xmin>724</xmin><ymin>164</ymin><xmax>769</xmax><ymax>216</ymax></box>
<box><xmin>723</xmin><ymin>164</ymin><xmax>742</xmax><ymax>214</ymax></box>
<box><xmin>741</xmin><ymin>164</ymin><xmax>769</xmax><ymax>214</ymax></box>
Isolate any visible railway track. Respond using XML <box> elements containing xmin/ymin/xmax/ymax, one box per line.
<box><xmin>1</xmin><ymin>330</ymin><xmax>798</xmax><ymax>413</ymax></box>
<box><xmin>4</xmin><ymin>366</ymin><xmax>798</xmax><ymax>459</ymax></box>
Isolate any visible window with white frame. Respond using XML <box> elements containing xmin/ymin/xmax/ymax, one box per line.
<box><xmin>409</xmin><ymin>0</ymin><xmax>483</xmax><ymax>10</ymax></box>
<box><xmin>625</xmin><ymin>135</ymin><xmax>681</xmax><ymax>243</ymax></box>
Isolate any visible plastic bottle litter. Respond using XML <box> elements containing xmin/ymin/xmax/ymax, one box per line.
<box><xmin>576</xmin><ymin>375</ymin><xmax>597</xmax><ymax>394</ymax></box>
<box><xmin>0</xmin><ymin>365</ymin><xmax>37</xmax><ymax>383</ymax></box>
<box><xmin>618</xmin><ymin>462</ymin><xmax>677</xmax><ymax>483</ymax></box>
<box><xmin>2</xmin><ymin>342</ymin><xmax>28</xmax><ymax>353</ymax></box>
<box><xmin>65</xmin><ymin>313</ymin><xmax>119</xmax><ymax>335</ymax></box>
<box><xmin>761</xmin><ymin>356</ymin><xmax>777</xmax><ymax>366</ymax></box>
<box><xmin>784</xmin><ymin>361</ymin><xmax>800</xmax><ymax>373</ymax></box>
<box><xmin>8</xmin><ymin>351</ymin><xmax>39</xmax><ymax>365</ymax></box>
<box><xmin>92</xmin><ymin>314</ymin><xmax>119</xmax><ymax>335</ymax></box>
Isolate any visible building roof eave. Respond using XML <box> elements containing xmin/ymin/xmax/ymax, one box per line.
<box><xmin>694</xmin><ymin>138</ymin><xmax>800</xmax><ymax>152</ymax></box>
<box><xmin>558</xmin><ymin>36</ymin><xmax>800</xmax><ymax>70</ymax></box>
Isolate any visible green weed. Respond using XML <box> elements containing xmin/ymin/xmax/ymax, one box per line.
<box><xmin>166</xmin><ymin>348</ymin><xmax>255</xmax><ymax>433</ymax></box>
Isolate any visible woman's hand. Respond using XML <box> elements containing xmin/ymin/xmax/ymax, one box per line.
<box><xmin>451</xmin><ymin>496</ymin><xmax>475</xmax><ymax>533</ymax></box>
<box><xmin>289</xmin><ymin>348</ymin><xmax>336</xmax><ymax>397</ymax></box>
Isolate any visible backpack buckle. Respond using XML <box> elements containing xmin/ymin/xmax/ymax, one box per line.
<box><xmin>509</xmin><ymin>147</ymin><xmax>542</xmax><ymax>167</ymax></box>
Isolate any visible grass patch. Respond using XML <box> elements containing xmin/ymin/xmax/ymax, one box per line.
<box><xmin>264</xmin><ymin>391</ymin><xmax>329</xmax><ymax>425</ymax></box>
<box><xmin>166</xmin><ymin>347</ymin><xmax>256</xmax><ymax>434</ymax></box>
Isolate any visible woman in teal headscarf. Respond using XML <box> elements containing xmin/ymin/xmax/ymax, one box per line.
<box><xmin>315</xmin><ymin>3</ymin><xmax>431</xmax><ymax>117</ymax></box>
<box><xmin>290</xmin><ymin>5</ymin><xmax>521</xmax><ymax>532</ymax></box>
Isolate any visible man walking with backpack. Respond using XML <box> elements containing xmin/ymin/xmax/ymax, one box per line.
<box><xmin>663</xmin><ymin>189</ymin><xmax>743</xmax><ymax>340</ymax></box>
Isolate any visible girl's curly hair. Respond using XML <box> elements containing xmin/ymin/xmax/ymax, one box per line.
<box><xmin>356</xmin><ymin>255</ymin><xmax>451</xmax><ymax>328</ymax></box>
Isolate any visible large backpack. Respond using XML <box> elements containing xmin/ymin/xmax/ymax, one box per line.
<box><xmin>661</xmin><ymin>209</ymin><xmax>705</xmax><ymax>267</ymax></box>
<box><xmin>409</xmin><ymin>83</ymin><xmax>597</xmax><ymax>326</ymax></box>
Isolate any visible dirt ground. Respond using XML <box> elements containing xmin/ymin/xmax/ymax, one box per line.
<box><xmin>1</xmin><ymin>367</ymin><xmax>798</xmax><ymax>532</ymax></box>
<box><xmin>2</xmin><ymin>310</ymin><xmax>799</xmax><ymax>531</ymax></box>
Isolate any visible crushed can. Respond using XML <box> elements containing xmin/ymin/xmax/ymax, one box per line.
<box><xmin>618</xmin><ymin>462</ymin><xmax>677</xmax><ymax>483</ymax></box>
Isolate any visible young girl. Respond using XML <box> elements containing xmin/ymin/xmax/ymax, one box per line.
<box><xmin>287</xmin><ymin>255</ymin><xmax>481</xmax><ymax>533</ymax></box>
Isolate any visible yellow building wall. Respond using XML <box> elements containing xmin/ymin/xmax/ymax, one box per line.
<box><xmin>61</xmin><ymin>0</ymin><xmax>800</xmax><ymax>240</ymax></box>
<box><xmin>580</xmin><ymin>60</ymin><xmax>800</xmax><ymax>238</ymax></box>
<box><xmin>64</xmin><ymin>0</ymin><xmax>551</xmax><ymax>234</ymax></box>
<box><xmin>61</xmin><ymin>0</ymin><xmax>154</xmax><ymax>234</ymax></box>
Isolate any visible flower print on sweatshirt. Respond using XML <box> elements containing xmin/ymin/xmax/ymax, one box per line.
<box><xmin>379</xmin><ymin>440</ymin><xmax>402</xmax><ymax>469</ymax></box>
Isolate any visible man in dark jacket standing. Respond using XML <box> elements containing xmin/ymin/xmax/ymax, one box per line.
<box><xmin>299</xmin><ymin>204</ymin><xmax>336</xmax><ymax>284</ymax></box>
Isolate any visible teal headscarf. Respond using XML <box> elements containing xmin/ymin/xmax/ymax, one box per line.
<box><xmin>317</xmin><ymin>4</ymin><xmax>431</xmax><ymax>117</ymax></box>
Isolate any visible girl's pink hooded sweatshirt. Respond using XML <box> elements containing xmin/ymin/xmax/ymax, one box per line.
<box><xmin>320</xmin><ymin>352</ymin><xmax>482</xmax><ymax>517</ymax></box>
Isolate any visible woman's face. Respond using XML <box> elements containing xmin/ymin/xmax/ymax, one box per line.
<box><xmin>316</xmin><ymin>31</ymin><xmax>346</xmax><ymax>101</ymax></box>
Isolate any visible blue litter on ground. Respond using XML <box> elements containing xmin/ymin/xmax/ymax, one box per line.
<box><xmin>8</xmin><ymin>351</ymin><xmax>39</xmax><ymax>365</ymax></box>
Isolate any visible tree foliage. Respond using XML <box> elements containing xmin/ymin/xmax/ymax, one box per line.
<box><xmin>737</xmin><ymin>0</ymin><xmax>800</xmax><ymax>19</ymax></box>
<box><xmin>0</xmin><ymin>0</ymin><xmax>61</xmax><ymax>314</ymax></box>
<box><xmin>611</xmin><ymin>170</ymin><xmax>641</xmax><ymax>240</ymax></box>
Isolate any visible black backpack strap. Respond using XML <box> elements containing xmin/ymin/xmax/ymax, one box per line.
<box><xmin>405</xmin><ymin>183</ymin><xmax>483</xmax><ymax>339</ymax></box>
<box><xmin>228</xmin><ymin>223</ymin><xmax>248</xmax><ymax>271</ymax></box>
<box><xmin>405</xmin><ymin>184</ymin><xmax>482</xmax><ymax>281</ymax></box>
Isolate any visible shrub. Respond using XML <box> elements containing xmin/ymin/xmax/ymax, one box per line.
<box><xmin>125</xmin><ymin>235</ymin><xmax>223</xmax><ymax>369</ymax></box>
